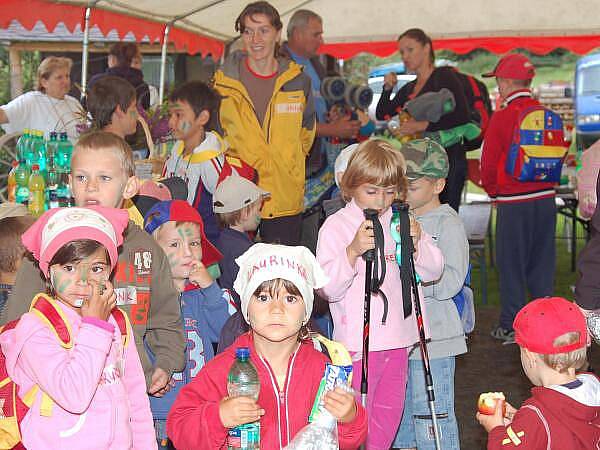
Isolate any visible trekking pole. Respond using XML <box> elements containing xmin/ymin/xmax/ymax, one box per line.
<box><xmin>360</xmin><ymin>208</ymin><xmax>379</xmax><ymax>408</ymax></box>
<box><xmin>391</xmin><ymin>201</ymin><xmax>443</xmax><ymax>450</ymax></box>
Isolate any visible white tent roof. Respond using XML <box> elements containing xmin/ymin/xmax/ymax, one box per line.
<box><xmin>56</xmin><ymin>0</ymin><xmax>599</xmax><ymax>42</ymax></box>
<box><xmin>5</xmin><ymin>0</ymin><xmax>600</xmax><ymax>56</ymax></box>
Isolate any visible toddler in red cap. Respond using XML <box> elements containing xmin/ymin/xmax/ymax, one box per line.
<box><xmin>143</xmin><ymin>199</ymin><xmax>232</xmax><ymax>449</ymax></box>
<box><xmin>0</xmin><ymin>206</ymin><xmax>156</xmax><ymax>449</ymax></box>
<box><xmin>477</xmin><ymin>297</ymin><xmax>600</xmax><ymax>449</ymax></box>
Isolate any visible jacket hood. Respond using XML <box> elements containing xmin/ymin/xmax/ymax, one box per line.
<box><xmin>219</xmin><ymin>50</ymin><xmax>299</xmax><ymax>81</ymax></box>
<box><xmin>530</xmin><ymin>374</ymin><xmax>600</xmax><ymax>448</ymax></box>
<box><xmin>106</xmin><ymin>66</ymin><xmax>145</xmax><ymax>87</ymax></box>
<box><xmin>419</xmin><ymin>203</ymin><xmax>458</xmax><ymax>220</ymax></box>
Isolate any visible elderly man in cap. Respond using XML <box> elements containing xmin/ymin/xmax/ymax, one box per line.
<box><xmin>480</xmin><ymin>54</ymin><xmax>557</xmax><ymax>344</ymax></box>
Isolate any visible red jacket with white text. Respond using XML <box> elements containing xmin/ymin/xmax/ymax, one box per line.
<box><xmin>166</xmin><ymin>333</ymin><xmax>367</xmax><ymax>450</ymax></box>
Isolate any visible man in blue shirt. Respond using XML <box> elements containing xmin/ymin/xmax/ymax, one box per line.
<box><xmin>284</xmin><ymin>9</ymin><xmax>361</xmax><ymax>161</ymax></box>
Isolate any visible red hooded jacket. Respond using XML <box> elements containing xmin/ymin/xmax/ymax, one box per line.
<box><xmin>166</xmin><ymin>333</ymin><xmax>367</xmax><ymax>450</ymax></box>
<box><xmin>487</xmin><ymin>374</ymin><xmax>600</xmax><ymax>449</ymax></box>
<box><xmin>481</xmin><ymin>90</ymin><xmax>556</xmax><ymax>203</ymax></box>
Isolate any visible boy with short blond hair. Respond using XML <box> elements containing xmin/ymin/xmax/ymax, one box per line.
<box><xmin>3</xmin><ymin>130</ymin><xmax>186</xmax><ymax>396</ymax></box>
<box><xmin>394</xmin><ymin>138</ymin><xmax>469</xmax><ymax>450</ymax></box>
<box><xmin>477</xmin><ymin>297</ymin><xmax>600</xmax><ymax>449</ymax></box>
<box><xmin>143</xmin><ymin>199</ymin><xmax>230</xmax><ymax>449</ymax></box>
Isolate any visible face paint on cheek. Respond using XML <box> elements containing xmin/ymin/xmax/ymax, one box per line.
<box><xmin>51</xmin><ymin>270</ymin><xmax>72</xmax><ymax>299</ymax></box>
<box><xmin>166</xmin><ymin>250</ymin><xmax>179</xmax><ymax>270</ymax></box>
<box><xmin>179</xmin><ymin>121</ymin><xmax>192</xmax><ymax>134</ymax></box>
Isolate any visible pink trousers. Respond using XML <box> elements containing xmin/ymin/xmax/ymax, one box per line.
<box><xmin>351</xmin><ymin>348</ymin><xmax>408</xmax><ymax>450</ymax></box>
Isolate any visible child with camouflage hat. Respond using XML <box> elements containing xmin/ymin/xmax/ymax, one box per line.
<box><xmin>393</xmin><ymin>138</ymin><xmax>469</xmax><ymax>450</ymax></box>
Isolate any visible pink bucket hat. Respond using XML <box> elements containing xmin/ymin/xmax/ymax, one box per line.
<box><xmin>22</xmin><ymin>206</ymin><xmax>129</xmax><ymax>276</ymax></box>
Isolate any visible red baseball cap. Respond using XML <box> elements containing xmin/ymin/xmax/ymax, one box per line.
<box><xmin>482</xmin><ymin>54</ymin><xmax>535</xmax><ymax>80</ymax></box>
<box><xmin>143</xmin><ymin>200</ymin><xmax>223</xmax><ymax>267</ymax></box>
<box><xmin>513</xmin><ymin>297</ymin><xmax>587</xmax><ymax>354</ymax></box>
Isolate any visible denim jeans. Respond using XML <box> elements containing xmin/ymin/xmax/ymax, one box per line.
<box><xmin>393</xmin><ymin>357</ymin><xmax>460</xmax><ymax>450</ymax></box>
<box><xmin>154</xmin><ymin>419</ymin><xmax>175</xmax><ymax>450</ymax></box>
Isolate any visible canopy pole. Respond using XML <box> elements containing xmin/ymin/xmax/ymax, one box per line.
<box><xmin>159</xmin><ymin>23</ymin><xmax>172</xmax><ymax>106</ymax></box>
<box><xmin>80</xmin><ymin>2</ymin><xmax>95</xmax><ymax>100</ymax></box>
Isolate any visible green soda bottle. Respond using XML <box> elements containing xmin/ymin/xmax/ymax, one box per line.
<box><xmin>28</xmin><ymin>164</ymin><xmax>46</xmax><ymax>217</ymax></box>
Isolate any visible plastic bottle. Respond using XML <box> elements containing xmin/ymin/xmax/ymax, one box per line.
<box><xmin>46</xmin><ymin>132</ymin><xmax>58</xmax><ymax>162</ymax></box>
<box><xmin>227</xmin><ymin>347</ymin><xmax>260</xmax><ymax>450</ymax></box>
<box><xmin>20</xmin><ymin>130</ymin><xmax>36</xmax><ymax>169</ymax></box>
<box><xmin>48</xmin><ymin>190</ymin><xmax>59</xmax><ymax>209</ymax></box>
<box><xmin>31</xmin><ymin>130</ymin><xmax>47</xmax><ymax>174</ymax></box>
<box><xmin>16</xmin><ymin>129</ymin><xmax>30</xmax><ymax>162</ymax></box>
<box><xmin>46</xmin><ymin>156</ymin><xmax>59</xmax><ymax>209</ymax></box>
<box><xmin>7</xmin><ymin>160</ymin><xmax>18</xmax><ymax>203</ymax></box>
<box><xmin>14</xmin><ymin>160</ymin><xmax>30</xmax><ymax>204</ymax></box>
<box><xmin>56</xmin><ymin>132</ymin><xmax>73</xmax><ymax>173</ymax></box>
<box><xmin>28</xmin><ymin>164</ymin><xmax>46</xmax><ymax>217</ymax></box>
<box><xmin>56</xmin><ymin>172</ymin><xmax>72</xmax><ymax>207</ymax></box>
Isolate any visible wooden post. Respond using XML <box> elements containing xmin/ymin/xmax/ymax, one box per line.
<box><xmin>8</xmin><ymin>45</ymin><xmax>23</xmax><ymax>99</ymax></box>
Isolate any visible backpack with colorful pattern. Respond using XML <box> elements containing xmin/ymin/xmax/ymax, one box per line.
<box><xmin>0</xmin><ymin>293</ymin><xmax>129</xmax><ymax>449</ymax></box>
<box><xmin>505</xmin><ymin>105</ymin><xmax>568</xmax><ymax>182</ymax></box>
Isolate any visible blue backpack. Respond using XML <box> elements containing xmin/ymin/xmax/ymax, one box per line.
<box><xmin>452</xmin><ymin>266</ymin><xmax>475</xmax><ymax>334</ymax></box>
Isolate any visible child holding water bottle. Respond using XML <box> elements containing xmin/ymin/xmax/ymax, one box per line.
<box><xmin>167</xmin><ymin>243</ymin><xmax>368</xmax><ymax>449</ymax></box>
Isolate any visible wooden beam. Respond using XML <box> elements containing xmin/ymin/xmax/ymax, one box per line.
<box><xmin>8</xmin><ymin>45</ymin><xmax>23</xmax><ymax>98</ymax></box>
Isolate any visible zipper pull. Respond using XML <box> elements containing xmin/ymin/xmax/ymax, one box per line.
<box><xmin>279</xmin><ymin>390</ymin><xmax>285</xmax><ymax>406</ymax></box>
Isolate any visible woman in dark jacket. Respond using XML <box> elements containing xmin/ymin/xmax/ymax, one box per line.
<box><xmin>376</xmin><ymin>28</ymin><xmax>470</xmax><ymax>211</ymax></box>
<box><xmin>88</xmin><ymin>42</ymin><xmax>151</xmax><ymax>110</ymax></box>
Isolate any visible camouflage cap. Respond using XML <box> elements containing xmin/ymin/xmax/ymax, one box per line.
<box><xmin>400</xmin><ymin>138</ymin><xmax>449</xmax><ymax>180</ymax></box>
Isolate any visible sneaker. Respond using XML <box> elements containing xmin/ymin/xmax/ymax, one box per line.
<box><xmin>491</xmin><ymin>325</ymin><xmax>515</xmax><ymax>344</ymax></box>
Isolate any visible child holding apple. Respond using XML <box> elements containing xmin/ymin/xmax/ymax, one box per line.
<box><xmin>476</xmin><ymin>297</ymin><xmax>600</xmax><ymax>449</ymax></box>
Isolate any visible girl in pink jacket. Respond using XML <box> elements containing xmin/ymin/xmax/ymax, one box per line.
<box><xmin>0</xmin><ymin>206</ymin><xmax>157</xmax><ymax>449</ymax></box>
<box><xmin>316</xmin><ymin>139</ymin><xmax>444</xmax><ymax>450</ymax></box>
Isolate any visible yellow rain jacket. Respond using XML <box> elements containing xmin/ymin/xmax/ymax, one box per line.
<box><xmin>214</xmin><ymin>51</ymin><xmax>316</xmax><ymax>219</ymax></box>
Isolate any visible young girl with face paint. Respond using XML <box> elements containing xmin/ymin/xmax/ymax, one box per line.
<box><xmin>0</xmin><ymin>206</ymin><xmax>157</xmax><ymax>449</ymax></box>
<box><xmin>316</xmin><ymin>139</ymin><xmax>445</xmax><ymax>450</ymax></box>
<box><xmin>166</xmin><ymin>243</ymin><xmax>368</xmax><ymax>450</ymax></box>
<box><xmin>143</xmin><ymin>199</ymin><xmax>231</xmax><ymax>450</ymax></box>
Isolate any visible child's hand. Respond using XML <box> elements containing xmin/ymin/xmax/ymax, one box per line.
<box><xmin>148</xmin><ymin>367</ymin><xmax>171</xmax><ymax>397</ymax></box>
<box><xmin>476</xmin><ymin>399</ymin><xmax>507</xmax><ymax>432</ymax></box>
<box><xmin>383</xmin><ymin>72</ymin><xmax>397</xmax><ymax>91</ymax></box>
<box><xmin>189</xmin><ymin>260</ymin><xmax>213</xmax><ymax>289</ymax></box>
<box><xmin>504</xmin><ymin>401</ymin><xmax>517</xmax><ymax>424</ymax></box>
<box><xmin>410</xmin><ymin>216</ymin><xmax>422</xmax><ymax>250</ymax></box>
<box><xmin>81</xmin><ymin>280</ymin><xmax>115</xmax><ymax>321</ymax></box>
<box><xmin>347</xmin><ymin>220</ymin><xmax>375</xmax><ymax>264</ymax></box>
<box><xmin>398</xmin><ymin>119</ymin><xmax>428</xmax><ymax>136</ymax></box>
<box><xmin>323</xmin><ymin>387</ymin><xmax>357</xmax><ymax>423</ymax></box>
<box><xmin>219</xmin><ymin>396</ymin><xmax>265</xmax><ymax>428</ymax></box>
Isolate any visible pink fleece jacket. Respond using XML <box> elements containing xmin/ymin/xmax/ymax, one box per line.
<box><xmin>316</xmin><ymin>200</ymin><xmax>444</xmax><ymax>353</ymax></box>
<box><xmin>0</xmin><ymin>297</ymin><xmax>157</xmax><ymax>450</ymax></box>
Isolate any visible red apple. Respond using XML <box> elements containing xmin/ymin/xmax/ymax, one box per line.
<box><xmin>477</xmin><ymin>392</ymin><xmax>506</xmax><ymax>415</ymax></box>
